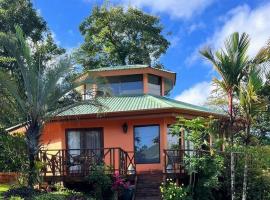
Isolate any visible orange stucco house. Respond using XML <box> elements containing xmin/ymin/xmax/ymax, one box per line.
<box><xmin>14</xmin><ymin>65</ymin><xmax>223</xmax><ymax>182</ymax></box>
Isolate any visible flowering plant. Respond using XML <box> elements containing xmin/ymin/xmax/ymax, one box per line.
<box><xmin>160</xmin><ymin>179</ymin><xmax>191</xmax><ymax>200</ymax></box>
<box><xmin>112</xmin><ymin>172</ymin><xmax>130</xmax><ymax>191</ymax></box>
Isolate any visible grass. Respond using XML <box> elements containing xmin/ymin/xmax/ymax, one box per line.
<box><xmin>0</xmin><ymin>184</ymin><xmax>10</xmax><ymax>198</ymax></box>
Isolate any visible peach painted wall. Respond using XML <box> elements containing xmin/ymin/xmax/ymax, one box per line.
<box><xmin>41</xmin><ymin>116</ymin><xmax>177</xmax><ymax>173</ymax></box>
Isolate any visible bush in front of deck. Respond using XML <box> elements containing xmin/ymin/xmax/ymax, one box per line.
<box><xmin>160</xmin><ymin>179</ymin><xmax>191</xmax><ymax>200</ymax></box>
<box><xmin>86</xmin><ymin>165</ymin><xmax>113</xmax><ymax>200</ymax></box>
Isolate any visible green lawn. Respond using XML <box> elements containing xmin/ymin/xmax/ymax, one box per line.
<box><xmin>0</xmin><ymin>184</ymin><xmax>10</xmax><ymax>198</ymax></box>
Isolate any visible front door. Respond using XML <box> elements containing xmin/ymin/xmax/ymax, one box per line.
<box><xmin>66</xmin><ymin>128</ymin><xmax>103</xmax><ymax>173</ymax></box>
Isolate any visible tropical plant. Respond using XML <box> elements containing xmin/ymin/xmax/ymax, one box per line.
<box><xmin>0</xmin><ymin>26</ymin><xmax>100</xmax><ymax>188</ymax></box>
<box><xmin>200</xmin><ymin>32</ymin><xmax>250</xmax><ymax>200</ymax></box>
<box><xmin>238</xmin><ymin>66</ymin><xmax>267</xmax><ymax>200</ymax></box>
<box><xmin>160</xmin><ymin>179</ymin><xmax>191</xmax><ymax>200</ymax></box>
<box><xmin>86</xmin><ymin>165</ymin><xmax>113</xmax><ymax>200</ymax></box>
<box><xmin>170</xmin><ymin>117</ymin><xmax>224</xmax><ymax>200</ymax></box>
<box><xmin>0</xmin><ymin>129</ymin><xmax>27</xmax><ymax>172</ymax></box>
<box><xmin>0</xmin><ymin>0</ymin><xmax>66</xmax><ymax>129</ymax></box>
<box><xmin>76</xmin><ymin>3</ymin><xmax>170</xmax><ymax>69</ymax></box>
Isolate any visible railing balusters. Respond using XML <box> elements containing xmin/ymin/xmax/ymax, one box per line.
<box><xmin>38</xmin><ymin>147</ymin><xmax>136</xmax><ymax>180</ymax></box>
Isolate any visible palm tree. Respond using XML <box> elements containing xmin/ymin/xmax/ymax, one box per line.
<box><xmin>239</xmin><ymin>39</ymin><xmax>270</xmax><ymax>200</ymax></box>
<box><xmin>239</xmin><ymin>66</ymin><xmax>266</xmax><ymax>200</ymax></box>
<box><xmin>0</xmin><ymin>26</ymin><xmax>100</xmax><ymax>187</ymax></box>
<box><xmin>200</xmin><ymin>32</ymin><xmax>250</xmax><ymax>200</ymax></box>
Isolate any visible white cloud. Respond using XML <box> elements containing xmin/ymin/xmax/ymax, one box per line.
<box><xmin>210</xmin><ymin>3</ymin><xmax>270</xmax><ymax>56</ymax></box>
<box><xmin>175</xmin><ymin>81</ymin><xmax>213</xmax><ymax>106</ymax></box>
<box><xmin>118</xmin><ymin>0</ymin><xmax>214</xmax><ymax>19</ymax></box>
<box><xmin>186</xmin><ymin>3</ymin><xmax>270</xmax><ymax>66</ymax></box>
<box><xmin>187</xmin><ymin>22</ymin><xmax>205</xmax><ymax>33</ymax></box>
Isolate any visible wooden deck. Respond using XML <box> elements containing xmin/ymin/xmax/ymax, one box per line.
<box><xmin>38</xmin><ymin>148</ymin><xmax>136</xmax><ymax>183</ymax></box>
<box><xmin>38</xmin><ymin>148</ymin><xmax>198</xmax><ymax>183</ymax></box>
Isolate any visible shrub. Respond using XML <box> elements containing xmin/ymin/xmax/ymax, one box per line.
<box><xmin>0</xmin><ymin>131</ymin><xmax>28</xmax><ymax>172</ymax></box>
<box><xmin>86</xmin><ymin>165</ymin><xmax>113</xmax><ymax>200</ymax></box>
<box><xmin>112</xmin><ymin>172</ymin><xmax>133</xmax><ymax>199</ymax></box>
<box><xmin>33</xmin><ymin>188</ymin><xmax>89</xmax><ymax>200</ymax></box>
<box><xmin>3</xmin><ymin>186</ymin><xmax>40</xmax><ymax>199</ymax></box>
<box><xmin>160</xmin><ymin>179</ymin><xmax>191</xmax><ymax>200</ymax></box>
<box><xmin>9</xmin><ymin>196</ymin><xmax>24</xmax><ymax>200</ymax></box>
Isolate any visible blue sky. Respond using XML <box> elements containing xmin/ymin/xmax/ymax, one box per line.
<box><xmin>32</xmin><ymin>0</ymin><xmax>270</xmax><ymax>105</ymax></box>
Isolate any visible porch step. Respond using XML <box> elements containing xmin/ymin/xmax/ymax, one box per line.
<box><xmin>135</xmin><ymin>173</ymin><xmax>163</xmax><ymax>200</ymax></box>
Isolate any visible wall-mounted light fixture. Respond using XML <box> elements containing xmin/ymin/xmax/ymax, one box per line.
<box><xmin>122</xmin><ymin>123</ymin><xmax>128</xmax><ymax>133</ymax></box>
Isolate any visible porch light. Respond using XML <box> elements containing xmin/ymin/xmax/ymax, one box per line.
<box><xmin>122</xmin><ymin>122</ymin><xmax>128</xmax><ymax>133</ymax></box>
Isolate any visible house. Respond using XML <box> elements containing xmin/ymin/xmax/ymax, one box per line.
<box><xmin>12</xmin><ymin>65</ymin><xmax>223</xmax><ymax>183</ymax></box>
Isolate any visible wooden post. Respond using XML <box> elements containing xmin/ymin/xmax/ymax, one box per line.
<box><xmin>143</xmin><ymin>74</ymin><xmax>148</xmax><ymax>94</ymax></box>
<box><xmin>161</xmin><ymin>77</ymin><xmax>165</xmax><ymax>96</ymax></box>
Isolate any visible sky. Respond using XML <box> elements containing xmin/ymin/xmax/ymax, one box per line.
<box><xmin>32</xmin><ymin>0</ymin><xmax>270</xmax><ymax>106</ymax></box>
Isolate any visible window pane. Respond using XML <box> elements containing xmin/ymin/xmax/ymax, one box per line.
<box><xmin>134</xmin><ymin>125</ymin><xmax>160</xmax><ymax>164</ymax></box>
<box><xmin>148</xmin><ymin>74</ymin><xmax>161</xmax><ymax>95</ymax></box>
<box><xmin>167</xmin><ymin>127</ymin><xmax>179</xmax><ymax>149</ymax></box>
<box><xmin>102</xmin><ymin>75</ymin><xmax>143</xmax><ymax>95</ymax></box>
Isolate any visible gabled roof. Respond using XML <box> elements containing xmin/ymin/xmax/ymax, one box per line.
<box><xmin>57</xmin><ymin>94</ymin><xmax>223</xmax><ymax>118</ymax></box>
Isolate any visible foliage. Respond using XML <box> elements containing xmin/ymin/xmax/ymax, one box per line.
<box><xmin>86</xmin><ymin>165</ymin><xmax>113</xmax><ymax>200</ymax></box>
<box><xmin>9</xmin><ymin>196</ymin><xmax>24</xmax><ymax>200</ymax></box>
<box><xmin>0</xmin><ymin>0</ymin><xmax>64</xmax><ymax>69</ymax></box>
<box><xmin>253</xmin><ymin>71</ymin><xmax>270</xmax><ymax>144</ymax></box>
<box><xmin>200</xmin><ymin>32</ymin><xmax>250</xmax><ymax>121</ymax></box>
<box><xmin>0</xmin><ymin>130</ymin><xmax>27</xmax><ymax>172</ymax></box>
<box><xmin>0</xmin><ymin>0</ymin><xmax>46</xmax><ymax>42</ymax></box>
<box><xmin>33</xmin><ymin>191</ymin><xmax>87</xmax><ymax>200</ymax></box>
<box><xmin>111</xmin><ymin>172</ymin><xmax>132</xmax><ymax>199</ymax></box>
<box><xmin>0</xmin><ymin>184</ymin><xmax>10</xmax><ymax>197</ymax></box>
<box><xmin>0</xmin><ymin>26</ymin><xmax>100</xmax><ymax>187</ymax></box>
<box><xmin>170</xmin><ymin>117</ymin><xmax>225</xmax><ymax>200</ymax></box>
<box><xmin>3</xmin><ymin>185</ymin><xmax>96</xmax><ymax>200</ymax></box>
<box><xmin>160</xmin><ymin>179</ymin><xmax>191</xmax><ymax>200</ymax></box>
<box><xmin>76</xmin><ymin>3</ymin><xmax>170</xmax><ymax>69</ymax></box>
<box><xmin>3</xmin><ymin>186</ymin><xmax>41</xmax><ymax>200</ymax></box>
<box><xmin>0</xmin><ymin>0</ymin><xmax>65</xmax><ymax>128</ymax></box>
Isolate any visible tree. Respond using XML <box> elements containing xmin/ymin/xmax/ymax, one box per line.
<box><xmin>0</xmin><ymin>26</ymin><xmax>99</xmax><ymax>187</ymax></box>
<box><xmin>169</xmin><ymin>117</ymin><xmax>224</xmax><ymax>200</ymax></box>
<box><xmin>253</xmin><ymin>42</ymin><xmax>270</xmax><ymax>144</ymax></box>
<box><xmin>0</xmin><ymin>0</ymin><xmax>46</xmax><ymax>42</ymax></box>
<box><xmin>76</xmin><ymin>4</ymin><xmax>170</xmax><ymax>70</ymax></box>
<box><xmin>238</xmin><ymin>66</ymin><xmax>266</xmax><ymax>200</ymax></box>
<box><xmin>0</xmin><ymin>0</ymin><xmax>66</xmax><ymax>128</ymax></box>
<box><xmin>200</xmin><ymin>32</ymin><xmax>250</xmax><ymax>200</ymax></box>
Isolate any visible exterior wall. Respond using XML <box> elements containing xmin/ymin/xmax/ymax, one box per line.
<box><xmin>41</xmin><ymin>116</ymin><xmax>177</xmax><ymax>173</ymax></box>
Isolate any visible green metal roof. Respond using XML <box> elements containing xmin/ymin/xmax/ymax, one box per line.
<box><xmin>88</xmin><ymin>65</ymin><xmax>176</xmax><ymax>74</ymax></box>
<box><xmin>57</xmin><ymin>94</ymin><xmax>222</xmax><ymax>117</ymax></box>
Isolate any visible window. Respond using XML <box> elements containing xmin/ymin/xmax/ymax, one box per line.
<box><xmin>148</xmin><ymin>74</ymin><xmax>161</xmax><ymax>95</ymax></box>
<box><xmin>167</xmin><ymin>126</ymin><xmax>180</xmax><ymax>149</ymax></box>
<box><xmin>134</xmin><ymin>125</ymin><xmax>160</xmax><ymax>164</ymax></box>
<box><xmin>102</xmin><ymin>75</ymin><xmax>143</xmax><ymax>96</ymax></box>
<box><xmin>66</xmin><ymin>128</ymin><xmax>103</xmax><ymax>172</ymax></box>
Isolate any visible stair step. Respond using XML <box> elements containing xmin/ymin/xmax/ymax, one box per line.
<box><xmin>135</xmin><ymin>173</ymin><xmax>163</xmax><ymax>200</ymax></box>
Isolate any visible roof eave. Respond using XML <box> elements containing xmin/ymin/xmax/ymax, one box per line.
<box><xmin>52</xmin><ymin>107</ymin><xmax>226</xmax><ymax>122</ymax></box>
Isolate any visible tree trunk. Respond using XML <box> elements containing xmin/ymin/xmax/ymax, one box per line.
<box><xmin>228</xmin><ymin>90</ymin><xmax>235</xmax><ymax>200</ymax></box>
<box><xmin>242</xmin><ymin>124</ymin><xmax>250</xmax><ymax>200</ymax></box>
<box><xmin>242</xmin><ymin>156</ymin><xmax>248</xmax><ymax>200</ymax></box>
<box><xmin>231</xmin><ymin>152</ymin><xmax>235</xmax><ymax>200</ymax></box>
<box><xmin>26</xmin><ymin>120</ymin><xmax>41</xmax><ymax>188</ymax></box>
<box><xmin>28</xmin><ymin>151</ymin><xmax>35</xmax><ymax>188</ymax></box>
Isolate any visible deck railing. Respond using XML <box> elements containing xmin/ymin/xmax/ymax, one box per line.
<box><xmin>38</xmin><ymin>148</ymin><xmax>136</xmax><ymax>179</ymax></box>
<box><xmin>164</xmin><ymin>149</ymin><xmax>208</xmax><ymax>174</ymax></box>
<box><xmin>164</xmin><ymin>149</ymin><xmax>252</xmax><ymax>175</ymax></box>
